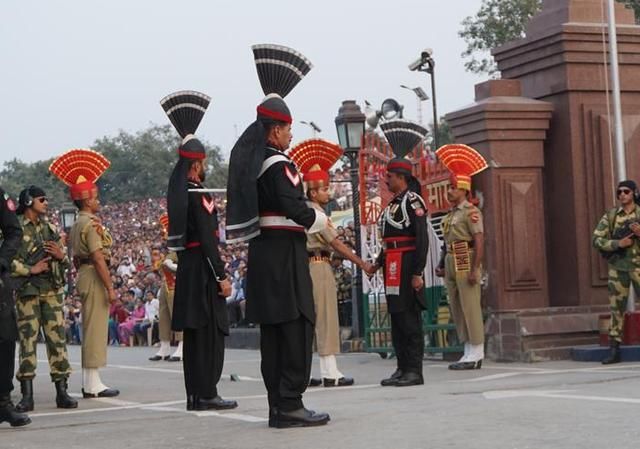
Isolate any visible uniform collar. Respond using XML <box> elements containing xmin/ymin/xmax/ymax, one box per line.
<box><xmin>616</xmin><ymin>204</ymin><xmax>640</xmax><ymax>216</ymax></box>
<box><xmin>78</xmin><ymin>211</ymin><xmax>96</xmax><ymax>219</ymax></box>
<box><xmin>453</xmin><ymin>199</ymin><xmax>471</xmax><ymax>211</ymax></box>
<box><xmin>20</xmin><ymin>215</ymin><xmax>40</xmax><ymax>226</ymax></box>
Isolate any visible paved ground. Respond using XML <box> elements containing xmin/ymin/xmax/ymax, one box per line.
<box><xmin>2</xmin><ymin>344</ymin><xmax>640</xmax><ymax>449</ymax></box>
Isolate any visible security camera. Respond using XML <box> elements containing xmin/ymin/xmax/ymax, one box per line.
<box><xmin>408</xmin><ymin>57</ymin><xmax>424</xmax><ymax>72</ymax></box>
<box><xmin>408</xmin><ymin>48</ymin><xmax>434</xmax><ymax>71</ymax></box>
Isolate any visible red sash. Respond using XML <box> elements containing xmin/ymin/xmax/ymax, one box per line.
<box><xmin>385</xmin><ymin>250</ymin><xmax>403</xmax><ymax>296</ymax></box>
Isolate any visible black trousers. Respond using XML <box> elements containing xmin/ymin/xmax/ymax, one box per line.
<box><xmin>0</xmin><ymin>339</ymin><xmax>15</xmax><ymax>396</ymax></box>
<box><xmin>390</xmin><ymin>308</ymin><xmax>424</xmax><ymax>375</ymax></box>
<box><xmin>182</xmin><ymin>323</ymin><xmax>224</xmax><ymax>398</ymax></box>
<box><xmin>260</xmin><ymin>316</ymin><xmax>313</xmax><ymax>412</ymax></box>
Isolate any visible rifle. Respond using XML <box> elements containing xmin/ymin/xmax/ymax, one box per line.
<box><xmin>601</xmin><ymin>218</ymin><xmax>640</xmax><ymax>262</ymax></box>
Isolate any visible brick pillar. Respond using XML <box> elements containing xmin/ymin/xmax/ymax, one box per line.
<box><xmin>446</xmin><ymin>80</ymin><xmax>553</xmax><ymax>360</ymax></box>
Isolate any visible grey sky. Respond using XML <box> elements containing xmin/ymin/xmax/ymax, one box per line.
<box><xmin>0</xmin><ymin>0</ymin><xmax>486</xmax><ymax>165</ymax></box>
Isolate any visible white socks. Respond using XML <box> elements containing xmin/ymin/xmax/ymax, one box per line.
<box><xmin>83</xmin><ymin>368</ymin><xmax>109</xmax><ymax>394</ymax></box>
<box><xmin>319</xmin><ymin>355</ymin><xmax>344</xmax><ymax>380</ymax></box>
<box><xmin>156</xmin><ymin>341</ymin><xmax>171</xmax><ymax>358</ymax></box>
<box><xmin>171</xmin><ymin>341</ymin><xmax>183</xmax><ymax>359</ymax></box>
<box><xmin>458</xmin><ymin>343</ymin><xmax>471</xmax><ymax>362</ymax></box>
<box><xmin>468</xmin><ymin>344</ymin><xmax>485</xmax><ymax>362</ymax></box>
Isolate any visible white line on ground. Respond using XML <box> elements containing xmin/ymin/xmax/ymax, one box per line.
<box><xmin>33</xmin><ymin>359</ymin><xmax>264</xmax><ymax>381</ymax></box>
<box><xmin>193</xmin><ymin>411</ymin><xmax>267</xmax><ymax>422</ymax></box>
<box><xmin>450</xmin><ymin>372</ymin><xmax>522</xmax><ymax>383</ymax></box>
<box><xmin>484</xmin><ymin>389</ymin><xmax>640</xmax><ymax>405</ymax></box>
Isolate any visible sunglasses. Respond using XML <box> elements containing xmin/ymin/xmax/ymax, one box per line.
<box><xmin>617</xmin><ymin>189</ymin><xmax>633</xmax><ymax>196</ymax></box>
<box><xmin>36</xmin><ymin>197</ymin><xmax>49</xmax><ymax>203</ymax></box>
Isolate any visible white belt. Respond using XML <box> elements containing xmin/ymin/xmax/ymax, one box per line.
<box><xmin>259</xmin><ymin>215</ymin><xmax>304</xmax><ymax>231</ymax></box>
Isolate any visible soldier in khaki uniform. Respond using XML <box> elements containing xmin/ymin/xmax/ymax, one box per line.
<box><xmin>50</xmin><ymin>149</ymin><xmax>119</xmax><ymax>398</ymax></box>
<box><xmin>11</xmin><ymin>186</ymin><xmax>77</xmax><ymax>411</ymax></box>
<box><xmin>435</xmin><ymin>144</ymin><xmax>488</xmax><ymax>370</ymax></box>
<box><xmin>289</xmin><ymin>139</ymin><xmax>373</xmax><ymax>387</ymax></box>
<box><xmin>593</xmin><ymin>180</ymin><xmax>640</xmax><ymax>364</ymax></box>
<box><xmin>149</xmin><ymin>214</ymin><xmax>183</xmax><ymax>362</ymax></box>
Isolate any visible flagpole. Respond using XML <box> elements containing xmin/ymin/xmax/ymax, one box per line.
<box><xmin>607</xmin><ymin>0</ymin><xmax>626</xmax><ymax>182</ymax></box>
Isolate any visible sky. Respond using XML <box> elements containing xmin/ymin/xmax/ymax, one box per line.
<box><xmin>0</xmin><ymin>0</ymin><xmax>486</xmax><ymax>165</ymax></box>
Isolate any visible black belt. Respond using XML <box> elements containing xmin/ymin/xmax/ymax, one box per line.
<box><xmin>384</xmin><ymin>240</ymin><xmax>416</xmax><ymax>250</ymax></box>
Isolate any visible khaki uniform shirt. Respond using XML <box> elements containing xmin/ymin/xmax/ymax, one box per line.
<box><xmin>306</xmin><ymin>202</ymin><xmax>338</xmax><ymax>253</ymax></box>
<box><xmin>70</xmin><ymin>211</ymin><xmax>113</xmax><ymax>261</ymax></box>
<box><xmin>442</xmin><ymin>200</ymin><xmax>484</xmax><ymax>244</ymax></box>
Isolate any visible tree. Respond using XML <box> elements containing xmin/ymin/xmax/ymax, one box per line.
<box><xmin>0</xmin><ymin>124</ymin><xmax>227</xmax><ymax>207</ymax></box>
<box><xmin>430</xmin><ymin>118</ymin><xmax>454</xmax><ymax>149</ymax></box>
<box><xmin>460</xmin><ymin>0</ymin><xmax>639</xmax><ymax>76</ymax></box>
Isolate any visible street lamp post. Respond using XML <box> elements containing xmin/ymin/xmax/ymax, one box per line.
<box><xmin>409</xmin><ymin>50</ymin><xmax>439</xmax><ymax>149</ymax></box>
<box><xmin>60</xmin><ymin>204</ymin><xmax>77</xmax><ymax>297</ymax></box>
<box><xmin>300</xmin><ymin>120</ymin><xmax>322</xmax><ymax>138</ymax></box>
<box><xmin>400</xmin><ymin>85</ymin><xmax>429</xmax><ymax>125</ymax></box>
<box><xmin>335</xmin><ymin>100</ymin><xmax>366</xmax><ymax>338</ymax></box>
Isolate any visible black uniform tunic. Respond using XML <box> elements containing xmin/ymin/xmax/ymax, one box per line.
<box><xmin>172</xmin><ymin>181</ymin><xmax>228</xmax><ymax>398</ymax></box>
<box><xmin>246</xmin><ymin>146</ymin><xmax>325</xmax><ymax>412</ymax></box>
<box><xmin>377</xmin><ymin>189</ymin><xmax>429</xmax><ymax>375</ymax></box>
<box><xmin>0</xmin><ymin>187</ymin><xmax>23</xmax><ymax>395</ymax></box>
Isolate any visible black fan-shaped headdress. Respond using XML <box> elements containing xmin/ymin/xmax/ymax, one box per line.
<box><xmin>380</xmin><ymin>119</ymin><xmax>428</xmax><ymax>158</ymax></box>
<box><xmin>225</xmin><ymin>45</ymin><xmax>313</xmax><ymax>244</ymax></box>
<box><xmin>160</xmin><ymin>90</ymin><xmax>211</xmax><ymax>139</ymax></box>
<box><xmin>162</xmin><ymin>90</ymin><xmax>211</xmax><ymax>252</ymax></box>
<box><xmin>252</xmin><ymin>44</ymin><xmax>313</xmax><ymax>99</ymax></box>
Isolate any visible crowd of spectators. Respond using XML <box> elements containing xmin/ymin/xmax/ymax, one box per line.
<box><xmin>54</xmin><ymin>192</ymin><xmax>356</xmax><ymax>346</ymax></box>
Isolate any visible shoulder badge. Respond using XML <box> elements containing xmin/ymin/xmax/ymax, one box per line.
<box><xmin>468</xmin><ymin>209</ymin><xmax>480</xmax><ymax>224</ymax></box>
<box><xmin>90</xmin><ymin>217</ymin><xmax>104</xmax><ymax>236</ymax></box>
<box><xmin>202</xmin><ymin>195</ymin><xmax>216</xmax><ymax>215</ymax></box>
<box><xmin>408</xmin><ymin>192</ymin><xmax>426</xmax><ymax>217</ymax></box>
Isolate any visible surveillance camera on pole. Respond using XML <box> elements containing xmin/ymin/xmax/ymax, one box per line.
<box><xmin>408</xmin><ymin>48</ymin><xmax>434</xmax><ymax>73</ymax></box>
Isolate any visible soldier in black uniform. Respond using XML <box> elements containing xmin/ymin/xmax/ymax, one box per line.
<box><xmin>0</xmin><ymin>187</ymin><xmax>31</xmax><ymax>427</ymax></box>
<box><xmin>371</xmin><ymin>120</ymin><xmax>429</xmax><ymax>387</ymax></box>
<box><xmin>226</xmin><ymin>44</ymin><xmax>330</xmax><ymax>428</ymax></box>
<box><xmin>162</xmin><ymin>91</ymin><xmax>237</xmax><ymax>412</ymax></box>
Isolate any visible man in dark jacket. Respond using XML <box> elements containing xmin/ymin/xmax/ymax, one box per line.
<box><xmin>0</xmin><ymin>187</ymin><xmax>31</xmax><ymax>427</ymax></box>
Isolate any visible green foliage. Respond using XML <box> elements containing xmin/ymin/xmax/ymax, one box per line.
<box><xmin>0</xmin><ymin>124</ymin><xmax>227</xmax><ymax>207</ymax></box>
<box><xmin>430</xmin><ymin>118</ymin><xmax>454</xmax><ymax>149</ymax></box>
<box><xmin>459</xmin><ymin>0</ymin><xmax>639</xmax><ymax>76</ymax></box>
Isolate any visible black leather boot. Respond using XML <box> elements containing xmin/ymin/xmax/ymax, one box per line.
<box><xmin>275</xmin><ymin>407</ymin><xmax>330</xmax><ymax>428</ymax></box>
<box><xmin>55</xmin><ymin>379</ymin><xmax>78</xmax><ymax>409</ymax></box>
<box><xmin>194</xmin><ymin>396</ymin><xmax>238</xmax><ymax>411</ymax></box>
<box><xmin>602</xmin><ymin>340</ymin><xmax>621</xmax><ymax>365</ymax></box>
<box><xmin>380</xmin><ymin>369</ymin><xmax>403</xmax><ymax>386</ymax></box>
<box><xmin>15</xmin><ymin>379</ymin><xmax>33</xmax><ymax>413</ymax></box>
<box><xmin>395</xmin><ymin>372</ymin><xmax>424</xmax><ymax>387</ymax></box>
<box><xmin>0</xmin><ymin>395</ymin><xmax>31</xmax><ymax>427</ymax></box>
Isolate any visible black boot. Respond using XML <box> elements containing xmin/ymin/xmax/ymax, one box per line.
<box><xmin>194</xmin><ymin>396</ymin><xmax>238</xmax><ymax>411</ymax></box>
<box><xmin>15</xmin><ymin>379</ymin><xmax>33</xmax><ymax>413</ymax></box>
<box><xmin>602</xmin><ymin>340</ymin><xmax>621</xmax><ymax>365</ymax></box>
<box><xmin>0</xmin><ymin>395</ymin><xmax>31</xmax><ymax>427</ymax></box>
<box><xmin>395</xmin><ymin>372</ymin><xmax>424</xmax><ymax>387</ymax></box>
<box><xmin>275</xmin><ymin>408</ymin><xmax>330</xmax><ymax>428</ymax></box>
<box><xmin>380</xmin><ymin>369</ymin><xmax>403</xmax><ymax>386</ymax></box>
<box><xmin>55</xmin><ymin>379</ymin><xmax>78</xmax><ymax>409</ymax></box>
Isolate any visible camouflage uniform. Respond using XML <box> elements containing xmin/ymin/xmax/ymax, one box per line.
<box><xmin>592</xmin><ymin>205</ymin><xmax>640</xmax><ymax>343</ymax></box>
<box><xmin>11</xmin><ymin>216</ymin><xmax>71</xmax><ymax>382</ymax></box>
<box><xmin>334</xmin><ymin>262</ymin><xmax>353</xmax><ymax>304</ymax></box>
